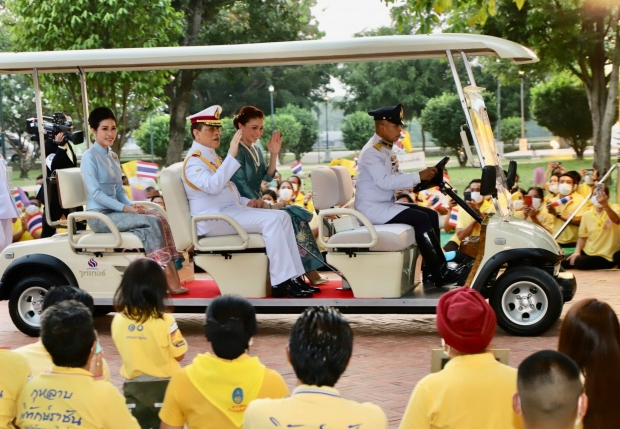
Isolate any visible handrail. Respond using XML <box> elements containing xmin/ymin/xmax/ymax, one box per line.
<box><xmin>67</xmin><ymin>211</ymin><xmax>123</xmax><ymax>249</ymax></box>
<box><xmin>191</xmin><ymin>214</ymin><xmax>252</xmax><ymax>252</ymax></box>
<box><xmin>318</xmin><ymin>208</ymin><xmax>379</xmax><ymax>249</ymax></box>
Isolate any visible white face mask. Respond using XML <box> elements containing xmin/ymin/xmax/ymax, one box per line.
<box><xmin>279</xmin><ymin>188</ymin><xmax>293</xmax><ymax>201</ymax></box>
<box><xmin>558</xmin><ymin>183</ymin><xmax>573</xmax><ymax>196</ymax></box>
<box><xmin>591</xmin><ymin>196</ymin><xmax>602</xmax><ymax>207</ymax></box>
<box><xmin>513</xmin><ymin>199</ymin><xmax>524</xmax><ymax>210</ymax></box>
<box><xmin>532</xmin><ymin>198</ymin><xmax>542</xmax><ymax>209</ymax></box>
<box><xmin>584</xmin><ymin>175</ymin><xmax>594</xmax><ymax>185</ymax></box>
<box><xmin>470</xmin><ymin>191</ymin><xmax>483</xmax><ymax>203</ymax></box>
<box><xmin>548</xmin><ymin>183</ymin><xmax>559</xmax><ymax>194</ymax></box>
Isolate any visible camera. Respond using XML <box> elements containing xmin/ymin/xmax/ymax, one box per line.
<box><xmin>26</xmin><ymin>112</ymin><xmax>84</xmax><ymax>145</ymax></box>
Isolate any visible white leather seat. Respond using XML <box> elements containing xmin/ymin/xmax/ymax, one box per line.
<box><xmin>327</xmin><ymin>224</ymin><xmax>415</xmax><ymax>252</ymax></box>
<box><xmin>75</xmin><ymin>231</ymin><xmax>145</xmax><ymax>248</ymax></box>
<box><xmin>197</xmin><ymin>233</ymin><xmax>266</xmax><ymax>249</ymax></box>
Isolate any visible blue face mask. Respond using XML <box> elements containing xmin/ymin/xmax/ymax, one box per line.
<box><xmin>269</xmin><ymin>180</ymin><xmax>278</xmax><ymax>188</ymax></box>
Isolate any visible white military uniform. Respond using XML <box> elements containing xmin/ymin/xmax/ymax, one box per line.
<box><xmin>182</xmin><ymin>141</ymin><xmax>305</xmax><ymax>286</ymax></box>
<box><xmin>355</xmin><ymin>134</ymin><xmax>421</xmax><ymax>224</ymax></box>
<box><xmin>0</xmin><ymin>155</ymin><xmax>19</xmax><ymax>251</ymax></box>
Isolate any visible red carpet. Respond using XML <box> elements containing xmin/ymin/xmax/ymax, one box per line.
<box><xmin>177</xmin><ymin>279</ymin><xmax>354</xmax><ymax>299</ymax></box>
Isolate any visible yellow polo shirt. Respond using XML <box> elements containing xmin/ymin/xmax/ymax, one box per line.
<box><xmin>551</xmin><ymin>193</ymin><xmax>586</xmax><ymax>244</ymax></box>
<box><xmin>451</xmin><ymin>200</ymin><xmax>494</xmax><ymax>246</ymax></box>
<box><xmin>16</xmin><ymin>366</ymin><xmax>139</xmax><ymax>429</ymax></box>
<box><xmin>244</xmin><ymin>385</ymin><xmax>387</xmax><ymax>429</ymax></box>
<box><xmin>111</xmin><ymin>312</ymin><xmax>187</xmax><ymax>379</ymax></box>
<box><xmin>580</xmin><ymin>205</ymin><xmax>620</xmax><ymax>261</ymax></box>
<box><xmin>0</xmin><ymin>349</ymin><xmax>31</xmax><ymax>429</ymax></box>
<box><xmin>515</xmin><ymin>208</ymin><xmax>555</xmax><ymax>233</ymax></box>
<box><xmin>12</xmin><ymin>218</ymin><xmax>33</xmax><ymax>241</ymax></box>
<box><xmin>399</xmin><ymin>353</ymin><xmax>522</xmax><ymax>429</ymax></box>
<box><xmin>159</xmin><ymin>356</ymin><xmax>289</xmax><ymax>429</ymax></box>
<box><xmin>13</xmin><ymin>340</ymin><xmax>111</xmax><ymax>382</ymax></box>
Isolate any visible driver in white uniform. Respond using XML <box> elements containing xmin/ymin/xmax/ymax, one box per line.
<box><xmin>356</xmin><ymin>104</ymin><xmax>460</xmax><ymax>287</ymax></box>
<box><xmin>182</xmin><ymin>105</ymin><xmax>312</xmax><ymax>298</ymax></box>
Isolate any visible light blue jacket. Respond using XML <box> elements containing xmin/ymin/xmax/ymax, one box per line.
<box><xmin>80</xmin><ymin>142</ymin><xmax>132</xmax><ymax>212</ymax></box>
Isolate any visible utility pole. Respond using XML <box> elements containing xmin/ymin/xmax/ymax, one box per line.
<box><xmin>0</xmin><ymin>80</ymin><xmax>5</xmax><ymax>160</ymax></box>
<box><xmin>149</xmin><ymin>112</ymin><xmax>154</xmax><ymax>162</ymax></box>
<box><xmin>323</xmin><ymin>96</ymin><xmax>330</xmax><ymax>161</ymax></box>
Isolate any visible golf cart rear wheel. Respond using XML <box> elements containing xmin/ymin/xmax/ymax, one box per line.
<box><xmin>490</xmin><ymin>266</ymin><xmax>563</xmax><ymax>336</ymax></box>
<box><xmin>8</xmin><ymin>274</ymin><xmax>60</xmax><ymax>337</ymax></box>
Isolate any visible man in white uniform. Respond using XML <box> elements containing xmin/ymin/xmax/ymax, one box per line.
<box><xmin>0</xmin><ymin>154</ymin><xmax>19</xmax><ymax>252</ymax></box>
<box><xmin>182</xmin><ymin>106</ymin><xmax>311</xmax><ymax>298</ymax></box>
<box><xmin>356</xmin><ymin>104</ymin><xmax>460</xmax><ymax>287</ymax></box>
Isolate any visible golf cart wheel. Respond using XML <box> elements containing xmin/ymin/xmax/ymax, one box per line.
<box><xmin>489</xmin><ymin>266</ymin><xmax>563</xmax><ymax>336</ymax></box>
<box><xmin>8</xmin><ymin>274</ymin><xmax>60</xmax><ymax>337</ymax></box>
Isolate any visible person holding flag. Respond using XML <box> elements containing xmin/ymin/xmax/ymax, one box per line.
<box><xmin>546</xmin><ymin>171</ymin><xmax>586</xmax><ymax>248</ymax></box>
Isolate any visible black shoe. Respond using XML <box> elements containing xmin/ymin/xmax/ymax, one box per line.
<box><xmin>292</xmin><ymin>277</ymin><xmax>321</xmax><ymax>293</ymax></box>
<box><xmin>272</xmin><ymin>279</ymin><xmax>312</xmax><ymax>298</ymax></box>
<box><xmin>417</xmin><ymin>231</ymin><xmax>460</xmax><ymax>288</ymax></box>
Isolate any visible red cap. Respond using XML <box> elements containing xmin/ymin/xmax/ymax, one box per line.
<box><xmin>436</xmin><ymin>286</ymin><xmax>496</xmax><ymax>354</ymax></box>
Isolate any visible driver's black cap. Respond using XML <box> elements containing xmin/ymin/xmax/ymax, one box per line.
<box><xmin>368</xmin><ymin>104</ymin><xmax>405</xmax><ymax>126</ymax></box>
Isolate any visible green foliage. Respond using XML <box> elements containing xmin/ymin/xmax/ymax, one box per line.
<box><xmin>531</xmin><ymin>74</ymin><xmax>592</xmax><ymax>159</ymax></box>
<box><xmin>341</xmin><ymin>112</ymin><xmax>376</xmax><ymax>151</ymax></box>
<box><xmin>276</xmin><ymin>104</ymin><xmax>318</xmax><ymax>161</ymax></box>
<box><xmin>420</xmin><ymin>92</ymin><xmax>497</xmax><ymax>165</ymax></box>
<box><xmin>500</xmin><ymin>117</ymin><xmax>522</xmax><ymax>148</ymax></box>
<box><xmin>4</xmin><ymin>0</ymin><xmax>184</xmax><ymax>154</ymax></box>
<box><xmin>216</xmin><ymin>118</ymin><xmax>237</xmax><ymax>159</ymax></box>
<box><xmin>265</xmin><ymin>114</ymin><xmax>302</xmax><ymax>163</ymax></box>
<box><xmin>134</xmin><ymin>115</ymin><xmax>191</xmax><ymax>161</ymax></box>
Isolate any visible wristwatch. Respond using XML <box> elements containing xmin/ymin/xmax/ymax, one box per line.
<box><xmin>556</xmin><ymin>213</ymin><xmax>562</xmax><ymax>219</ymax></box>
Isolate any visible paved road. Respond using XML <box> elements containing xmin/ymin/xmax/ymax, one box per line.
<box><xmin>1</xmin><ymin>269</ymin><xmax>618</xmax><ymax>428</ymax></box>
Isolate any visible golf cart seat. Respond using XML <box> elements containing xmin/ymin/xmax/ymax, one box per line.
<box><xmin>58</xmin><ymin>168</ymin><xmax>166</xmax><ymax>251</ymax></box>
<box><xmin>160</xmin><ymin>162</ymin><xmax>269</xmax><ymax>297</ymax></box>
<box><xmin>311</xmin><ymin>166</ymin><xmax>419</xmax><ymax>298</ymax></box>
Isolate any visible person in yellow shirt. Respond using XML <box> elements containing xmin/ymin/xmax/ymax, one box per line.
<box><xmin>547</xmin><ymin>171</ymin><xmax>587</xmax><ymax>247</ymax></box>
<box><xmin>159</xmin><ymin>295</ymin><xmax>289</xmax><ymax>429</ymax></box>
<box><xmin>0</xmin><ymin>348</ymin><xmax>31</xmax><ymax>429</ymax></box>
<box><xmin>399</xmin><ymin>287</ymin><xmax>522</xmax><ymax>429</ymax></box>
<box><xmin>16</xmin><ymin>301</ymin><xmax>140</xmax><ymax>429</ymax></box>
<box><xmin>562</xmin><ymin>184</ymin><xmax>620</xmax><ymax>270</ymax></box>
<box><xmin>111</xmin><ymin>258</ymin><xmax>188</xmax><ymax>429</ymax></box>
<box><xmin>12</xmin><ymin>216</ymin><xmax>33</xmax><ymax>242</ymax></box>
<box><xmin>244</xmin><ymin>306</ymin><xmax>387</xmax><ymax>429</ymax></box>
<box><xmin>14</xmin><ymin>286</ymin><xmax>110</xmax><ymax>381</ymax></box>
<box><xmin>520</xmin><ymin>187</ymin><xmax>555</xmax><ymax>233</ymax></box>
<box><xmin>513</xmin><ymin>350</ymin><xmax>587</xmax><ymax>429</ymax></box>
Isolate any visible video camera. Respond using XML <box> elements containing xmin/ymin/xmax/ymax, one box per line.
<box><xmin>26</xmin><ymin>112</ymin><xmax>84</xmax><ymax>145</ymax></box>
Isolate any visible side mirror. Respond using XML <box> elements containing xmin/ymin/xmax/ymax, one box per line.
<box><xmin>480</xmin><ymin>165</ymin><xmax>497</xmax><ymax>196</ymax></box>
<box><xmin>505</xmin><ymin>160</ymin><xmax>517</xmax><ymax>191</ymax></box>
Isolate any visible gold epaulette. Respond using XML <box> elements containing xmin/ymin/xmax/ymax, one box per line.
<box><xmin>182</xmin><ymin>150</ymin><xmax>204</xmax><ymax>191</ymax></box>
<box><xmin>373</xmin><ymin>142</ymin><xmax>383</xmax><ymax>151</ymax></box>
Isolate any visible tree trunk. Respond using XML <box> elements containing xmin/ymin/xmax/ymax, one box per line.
<box><xmin>421</xmin><ymin>125</ymin><xmax>426</xmax><ymax>153</ymax></box>
<box><xmin>165</xmin><ymin>69</ymin><xmax>195</xmax><ymax>165</ymax></box>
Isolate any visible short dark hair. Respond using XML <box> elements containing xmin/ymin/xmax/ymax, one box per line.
<box><xmin>88</xmin><ymin>107</ymin><xmax>117</xmax><ymax>130</ymax></box>
<box><xmin>395</xmin><ymin>193</ymin><xmax>413</xmax><ymax>203</ymax></box>
<box><xmin>261</xmin><ymin>189</ymin><xmax>277</xmax><ymax>200</ymax></box>
<box><xmin>467</xmin><ymin>179</ymin><xmax>482</xmax><ymax>188</ymax></box>
<box><xmin>527</xmin><ymin>186</ymin><xmax>545</xmax><ymax>200</ymax></box>
<box><xmin>518</xmin><ymin>350</ymin><xmax>582</xmax><ymax>428</ymax></box>
<box><xmin>114</xmin><ymin>258</ymin><xmax>168</xmax><ymax>324</ymax></box>
<box><xmin>41</xmin><ymin>301</ymin><xmax>96</xmax><ymax>368</ymax></box>
<box><xmin>150</xmin><ymin>195</ymin><xmax>164</xmax><ymax>202</ymax></box>
<box><xmin>205</xmin><ymin>295</ymin><xmax>257</xmax><ymax>360</ymax></box>
<box><xmin>289</xmin><ymin>306</ymin><xmax>353</xmax><ymax>387</ymax></box>
<box><xmin>36</xmin><ymin>174</ymin><xmax>43</xmax><ymax>180</ymax></box>
<box><xmin>42</xmin><ymin>286</ymin><xmax>94</xmax><ymax>314</ymax></box>
<box><xmin>233</xmin><ymin>105</ymin><xmax>264</xmax><ymax>129</ymax></box>
<box><xmin>561</xmin><ymin>171</ymin><xmax>581</xmax><ymax>186</ymax></box>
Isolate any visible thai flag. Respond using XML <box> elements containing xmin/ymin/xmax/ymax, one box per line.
<box><xmin>12</xmin><ymin>189</ymin><xmax>23</xmax><ymax>210</ymax></box>
<box><xmin>448</xmin><ymin>207</ymin><xmax>459</xmax><ymax>226</ymax></box>
<box><xmin>354</xmin><ymin>156</ymin><xmax>358</xmax><ymax>170</ymax></box>
<box><xmin>426</xmin><ymin>192</ymin><xmax>443</xmax><ymax>210</ymax></box>
<box><xmin>552</xmin><ymin>195</ymin><xmax>573</xmax><ymax>207</ymax></box>
<box><xmin>26</xmin><ymin>212</ymin><xmax>43</xmax><ymax>235</ymax></box>
<box><xmin>136</xmin><ymin>161</ymin><xmax>159</xmax><ymax>179</ymax></box>
<box><xmin>291</xmin><ymin>161</ymin><xmax>302</xmax><ymax>174</ymax></box>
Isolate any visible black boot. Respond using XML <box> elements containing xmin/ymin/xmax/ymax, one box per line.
<box><xmin>292</xmin><ymin>277</ymin><xmax>321</xmax><ymax>293</ymax></box>
<box><xmin>416</xmin><ymin>231</ymin><xmax>462</xmax><ymax>288</ymax></box>
<box><xmin>272</xmin><ymin>279</ymin><xmax>312</xmax><ymax>298</ymax></box>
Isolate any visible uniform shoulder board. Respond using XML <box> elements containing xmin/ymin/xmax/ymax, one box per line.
<box><xmin>373</xmin><ymin>142</ymin><xmax>383</xmax><ymax>151</ymax></box>
<box><xmin>191</xmin><ymin>150</ymin><xmax>202</xmax><ymax>157</ymax></box>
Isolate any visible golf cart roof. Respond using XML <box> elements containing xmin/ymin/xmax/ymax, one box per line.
<box><xmin>0</xmin><ymin>33</ymin><xmax>537</xmax><ymax>74</ymax></box>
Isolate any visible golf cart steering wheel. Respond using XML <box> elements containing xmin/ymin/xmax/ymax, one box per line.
<box><xmin>413</xmin><ymin>156</ymin><xmax>450</xmax><ymax>193</ymax></box>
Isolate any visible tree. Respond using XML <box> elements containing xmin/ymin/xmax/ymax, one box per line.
<box><xmin>420</xmin><ymin>92</ymin><xmax>497</xmax><ymax>166</ymax></box>
<box><xmin>216</xmin><ymin>118</ymin><xmax>236</xmax><ymax>159</ymax></box>
<box><xmin>265</xmin><ymin>114</ymin><xmax>302</xmax><ymax>164</ymax></box>
<box><xmin>134</xmin><ymin>115</ymin><xmax>192</xmax><ymax>161</ymax></box>
<box><xmin>3</xmin><ymin>0</ymin><xmax>183</xmax><ymax>156</ymax></box>
<box><xmin>276</xmin><ymin>105</ymin><xmax>318</xmax><ymax>161</ymax></box>
<box><xmin>341</xmin><ymin>112</ymin><xmax>376</xmax><ymax>151</ymax></box>
<box><xmin>531</xmin><ymin>74</ymin><xmax>592</xmax><ymax>159</ymax></box>
<box><xmin>500</xmin><ymin>117</ymin><xmax>522</xmax><ymax>149</ymax></box>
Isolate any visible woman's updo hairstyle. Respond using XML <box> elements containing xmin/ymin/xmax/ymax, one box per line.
<box><xmin>88</xmin><ymin>107</ymin><xmax>117</xmax><ymax>130</ymax></box>
<box><xmin>233</xmin><ymin>106</ymin><xmax>264</xmax><ymax>129</ymax></box>
<box><xmin>204</xmin><ymin>295</ymin><xmax>257</xmax><ymax>360</ymax></box>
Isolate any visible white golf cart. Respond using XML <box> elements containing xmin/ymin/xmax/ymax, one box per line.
<box><xmin>0</xmin><ymin>34</ymin><xmax>575</xmax><ymax>337</ymax></box>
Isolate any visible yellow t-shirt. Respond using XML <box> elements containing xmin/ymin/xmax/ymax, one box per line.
<box><xmin>16</xmin><ymin>366</ymin><xmax>140</xmax><ymax>429</ymax></box>
<box><xmin>13</xmin><ymin>340</ymin><xmax>111</xmax><ymax>382</ymax></box>
<box><xmin>245</xmin><ymin>384</ymin><xmax>387</xmax><ymax>429</ymax></box>
<box><xmin>0</xmin><ymin>349</ymin><xmax>31</xmax><ymax>429</ymax></box>
<box><xmin>159</xmin><ymin>357</ymin><xmax>289</xmax><ymax>429</ymax></box>
<box><xmin>12</xmin><ymin>218</ymin><xmax>33</xmax><ymax>241</ymax></box>
<box><xmin>450</xmin><ymin>200</ymin><xmax>494</xmax><ymax>246</ymax></box>
<box><xmin>580</xmin><ymin>205</ymin><xmax>620</xmax><ymax>261</ymax></box>
<box><xmin>111</xmin><ymin>312</ymin><xmax>187</xmax><ymax>379</ymax></box>
<box><xmin>515</xmin><ymin>207</ymin><xmax>555</xmax><ymax>233</ymax></box>
<box><xmin>577</xmin><ymin>182</ymin><xmax>593</xmax><ymax>198</ymax></box>
<box><xmin>399</xmin><ymin>353</ymin><xmax>522</xmax><ymax>429</ymax></box>
<box><xmin>551</xmin><ymin>193</ymin><xmax>586</xmax><ymax>244</ymax></box>
<box><xmin>292</xmin><ymin>191</ymin><xmax>315</xmax><ymax>212</ymax></box>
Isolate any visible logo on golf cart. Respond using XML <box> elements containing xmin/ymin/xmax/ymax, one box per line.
<box><xmin>88</xmin><ymin>258</ymin><xmax>98</xmax><ymax>268</ymax></box>
<box><xmin>79</xmin><ymin>258</ymin><xmax>106</xmax><ymax>278</ymax></box>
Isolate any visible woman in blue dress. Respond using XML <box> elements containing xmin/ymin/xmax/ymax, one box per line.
<box><xmin>80</xmin><ymin>107</ymin><xmax>188</xmax><ymax>294</ymax></box>
<box><xmin>230</xmin><ymin>106</ymin><xmax>327</xmax><ymax>286</ymax></box>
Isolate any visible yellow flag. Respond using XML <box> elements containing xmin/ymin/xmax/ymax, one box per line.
<box><xmin>121</xmin><ymin>160</ymin><xmax>138</xmax><ymax>179</ymax></box>
<box><xmin>400</xmin><ymin>131</ymin><xmax>413</xmax><ymax>153</ymax></box>
<box><xmin>328</xmin><ymin>158</ymin><xmax>357</xmax><ymax>176</ymax></box>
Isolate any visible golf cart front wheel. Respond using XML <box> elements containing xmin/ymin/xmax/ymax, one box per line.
<box><xmin>489</xmin><ymin>266</ymin><xmax>563</xmax><ymax>336</ymax></box>
<box><xmin>8</xmin><ymin>274</ymin><xmax>59</xmax><ymax>337</ymax></box>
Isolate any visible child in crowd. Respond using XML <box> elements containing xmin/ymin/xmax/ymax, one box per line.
<box><xmin>159</xmin><ymin>295</ymin><xmax>289</xmax><ymax>429</ymax></box>
<box><xmin>112</xmin><ymin>258</ymin><xmax>188</xmax><ymax>429</ymax></box>
<box><xmin>0</xmin><ymin>347</ymin><xmax>31</xmax><ymax>428</ymax></box>
<box><xmin>261</xmin><ymin>189</ymin><xmax>277</xmax><ymax>204</ymax></box>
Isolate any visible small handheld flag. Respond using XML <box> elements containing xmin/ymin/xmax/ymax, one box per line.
<box><xmin>291</xmin><ymin>161</ymin><xmax>302</xmax><ymax>175</ymax></box>
<box><xmin>552</xmin><ymin>195</ymin><xmax>573</xmax><ymax>207</ymax></box>
<box><xmin>12</xmin><ymin>189</ymin><xmax>23</xmax><ymax>210</ymax></box>
<box><xmin>448</xmin><ymin>207</ymin><xmax>459</xmax><ymax>226</ymax></box>
<box><xmin>425</xmin><ymin>192</ymin><xmax>443</xmax><ymax>210</ymax></box>
<box><xmin>136</xmin><ymin>161</ymin><xmax>159</xmax><ymax>179</ymax></box>
<box><xmin>25</xmin><ymin>209</ymin><xmax>43</xmax><ymax>236</ymax></box>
